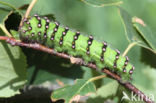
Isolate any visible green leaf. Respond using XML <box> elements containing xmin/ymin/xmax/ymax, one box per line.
<box><xmin>51</xmin><ymin>79</ymin><xmax>96</xmax><ymax>103</ymax></box>
<box><xmin>87</xmin><ymin>81</ymin><xmax>119</xmax><ymax>103</ymax></box>
<box><xmin>0</xmin><ymin>5</ymin><xmax>25</xmax><ymax>97</ymax></box>
<box><xmin>0</xmin><ymin>1</ymin><xmax>22</xmax><ymax>37</ymax></box>
<box><xmin>0</xmin><ymin>41</ymin><xmax>27</xmax><ymax>97</ymax></box>
<box><xmin>95</xmin><ymin>81</ymin><xmax>119</xmax><ymax>98</ymax></box>
<box><xmin>0</xmin><ymin>1</ymin><xmax>22</xmax><ymax>24</ymax></box>
<box><xmin>132</xmin><ymin>17</ymin><xmax>156</xmax><ymax>54</ymax></box>
<box><xmin>0</xmin><ymin>1</ymin><xmax>18</xmax><ymax>11</ymax></box>
<box><xmin>81</xmin><ymin>0</ymin><xmax>122</xmax><ymax>7</ymax></box>
<box><xmin>10</xmin><ymin>30</ymin><xmax>20</xmax><ymax>39</ymax></box>
<box><xmin>118</xmin><ymin>7</ymin><xmax>138</xmax><ymax>43</ymax></box>
<box><xmin>0</xmin><ymin>6</ymin><xmax>10</xmax><ymax>24</ymax></box>
<box><xmin>118</xmin><ymin>7</ymin><xmax>156</xmax><ymax>54</ymax></box>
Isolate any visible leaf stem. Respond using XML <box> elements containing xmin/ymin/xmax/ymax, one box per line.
<box><xmin>24</xmin><ymin>0</ymin><xmax>38</xmax><ymax>18</ymax></box>
<box><xmin>122</xmin><ymin>42</ymin><xmax>137</xmax><ymax>57</ymax></box>
<box><xmin>89</xmin><ymin>75</ymin><xmax>106</xmax><ymax>82</ymax></box>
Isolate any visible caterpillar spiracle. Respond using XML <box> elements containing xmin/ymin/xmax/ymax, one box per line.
<box><xmin>19</xmin><ymin>14</ymin><xmax>135</xmax><ymax>81</ymax></box>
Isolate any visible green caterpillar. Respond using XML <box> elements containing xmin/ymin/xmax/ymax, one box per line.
<box><xmin>19</xmin><ymin>14</ymin><xmax>134</xmax><ymax>81</ymax></box>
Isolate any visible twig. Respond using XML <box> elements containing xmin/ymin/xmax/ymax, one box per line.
<box><xmin>19</xmin><ymin>0</ymin><xmax>38</xmax><ymax>27</ymax></box>
<box><xmin>0</xmin><ymin>36</ymin><xmax>154</xmax><ymax>103</ymax></box>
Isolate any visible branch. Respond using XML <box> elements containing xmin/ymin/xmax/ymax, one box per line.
<box><xmin>0</xmin><ymin>36</ymin><xmax>154</xmax><ymax>103</ymax></box>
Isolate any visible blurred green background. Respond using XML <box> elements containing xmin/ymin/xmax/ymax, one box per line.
<box><xmin>1</xmin><ymin>0</ymin><xmax>156</xmax><ymax>103</ymax></box>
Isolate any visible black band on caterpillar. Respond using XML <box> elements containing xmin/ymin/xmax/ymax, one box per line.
<box><xmin>122</xmin><ymin>56</ymin><xmax>129</xmax><ymax>72</ymax></box>
<box><xmin>59</xmin><ymin>27</ymin><xmax>69</xmax><ymax>45</ymax></box>
<box><xmin>113</xmin><ymin>49</ymin><xmax>120</xmax><ymax>68</ymax></box>
<box><xmin>86</xmin><ymin>35</ymin><xmax>93</xmax><ymax>55</ymax></box>
<box><xmin>43</xmin><ymin>17</ymin><xmax>50</xmax><ymax>38</ymax></box>
<box><xmin>129</xmin><ymin>66</ymin><xmax>135</xmax><ymax>74</ymax></box>
<box><xmin>34</xmin><ymin>14</ymin><xmax>42</xmax><ymax>28</ymax></box>
<box><xmin>50</xmin><ymin>21</ymin><xmax>59</xmax><ymax>40</ymax></box>
<box><xmin>72</xmin><ymin>31</ymin><xmax>80</xmax><ymax>49</ymax></box>
<box><xmin>100</xmin><ymin>41</ymin><xmax>107</xmax><ymax>62</ymax></box>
